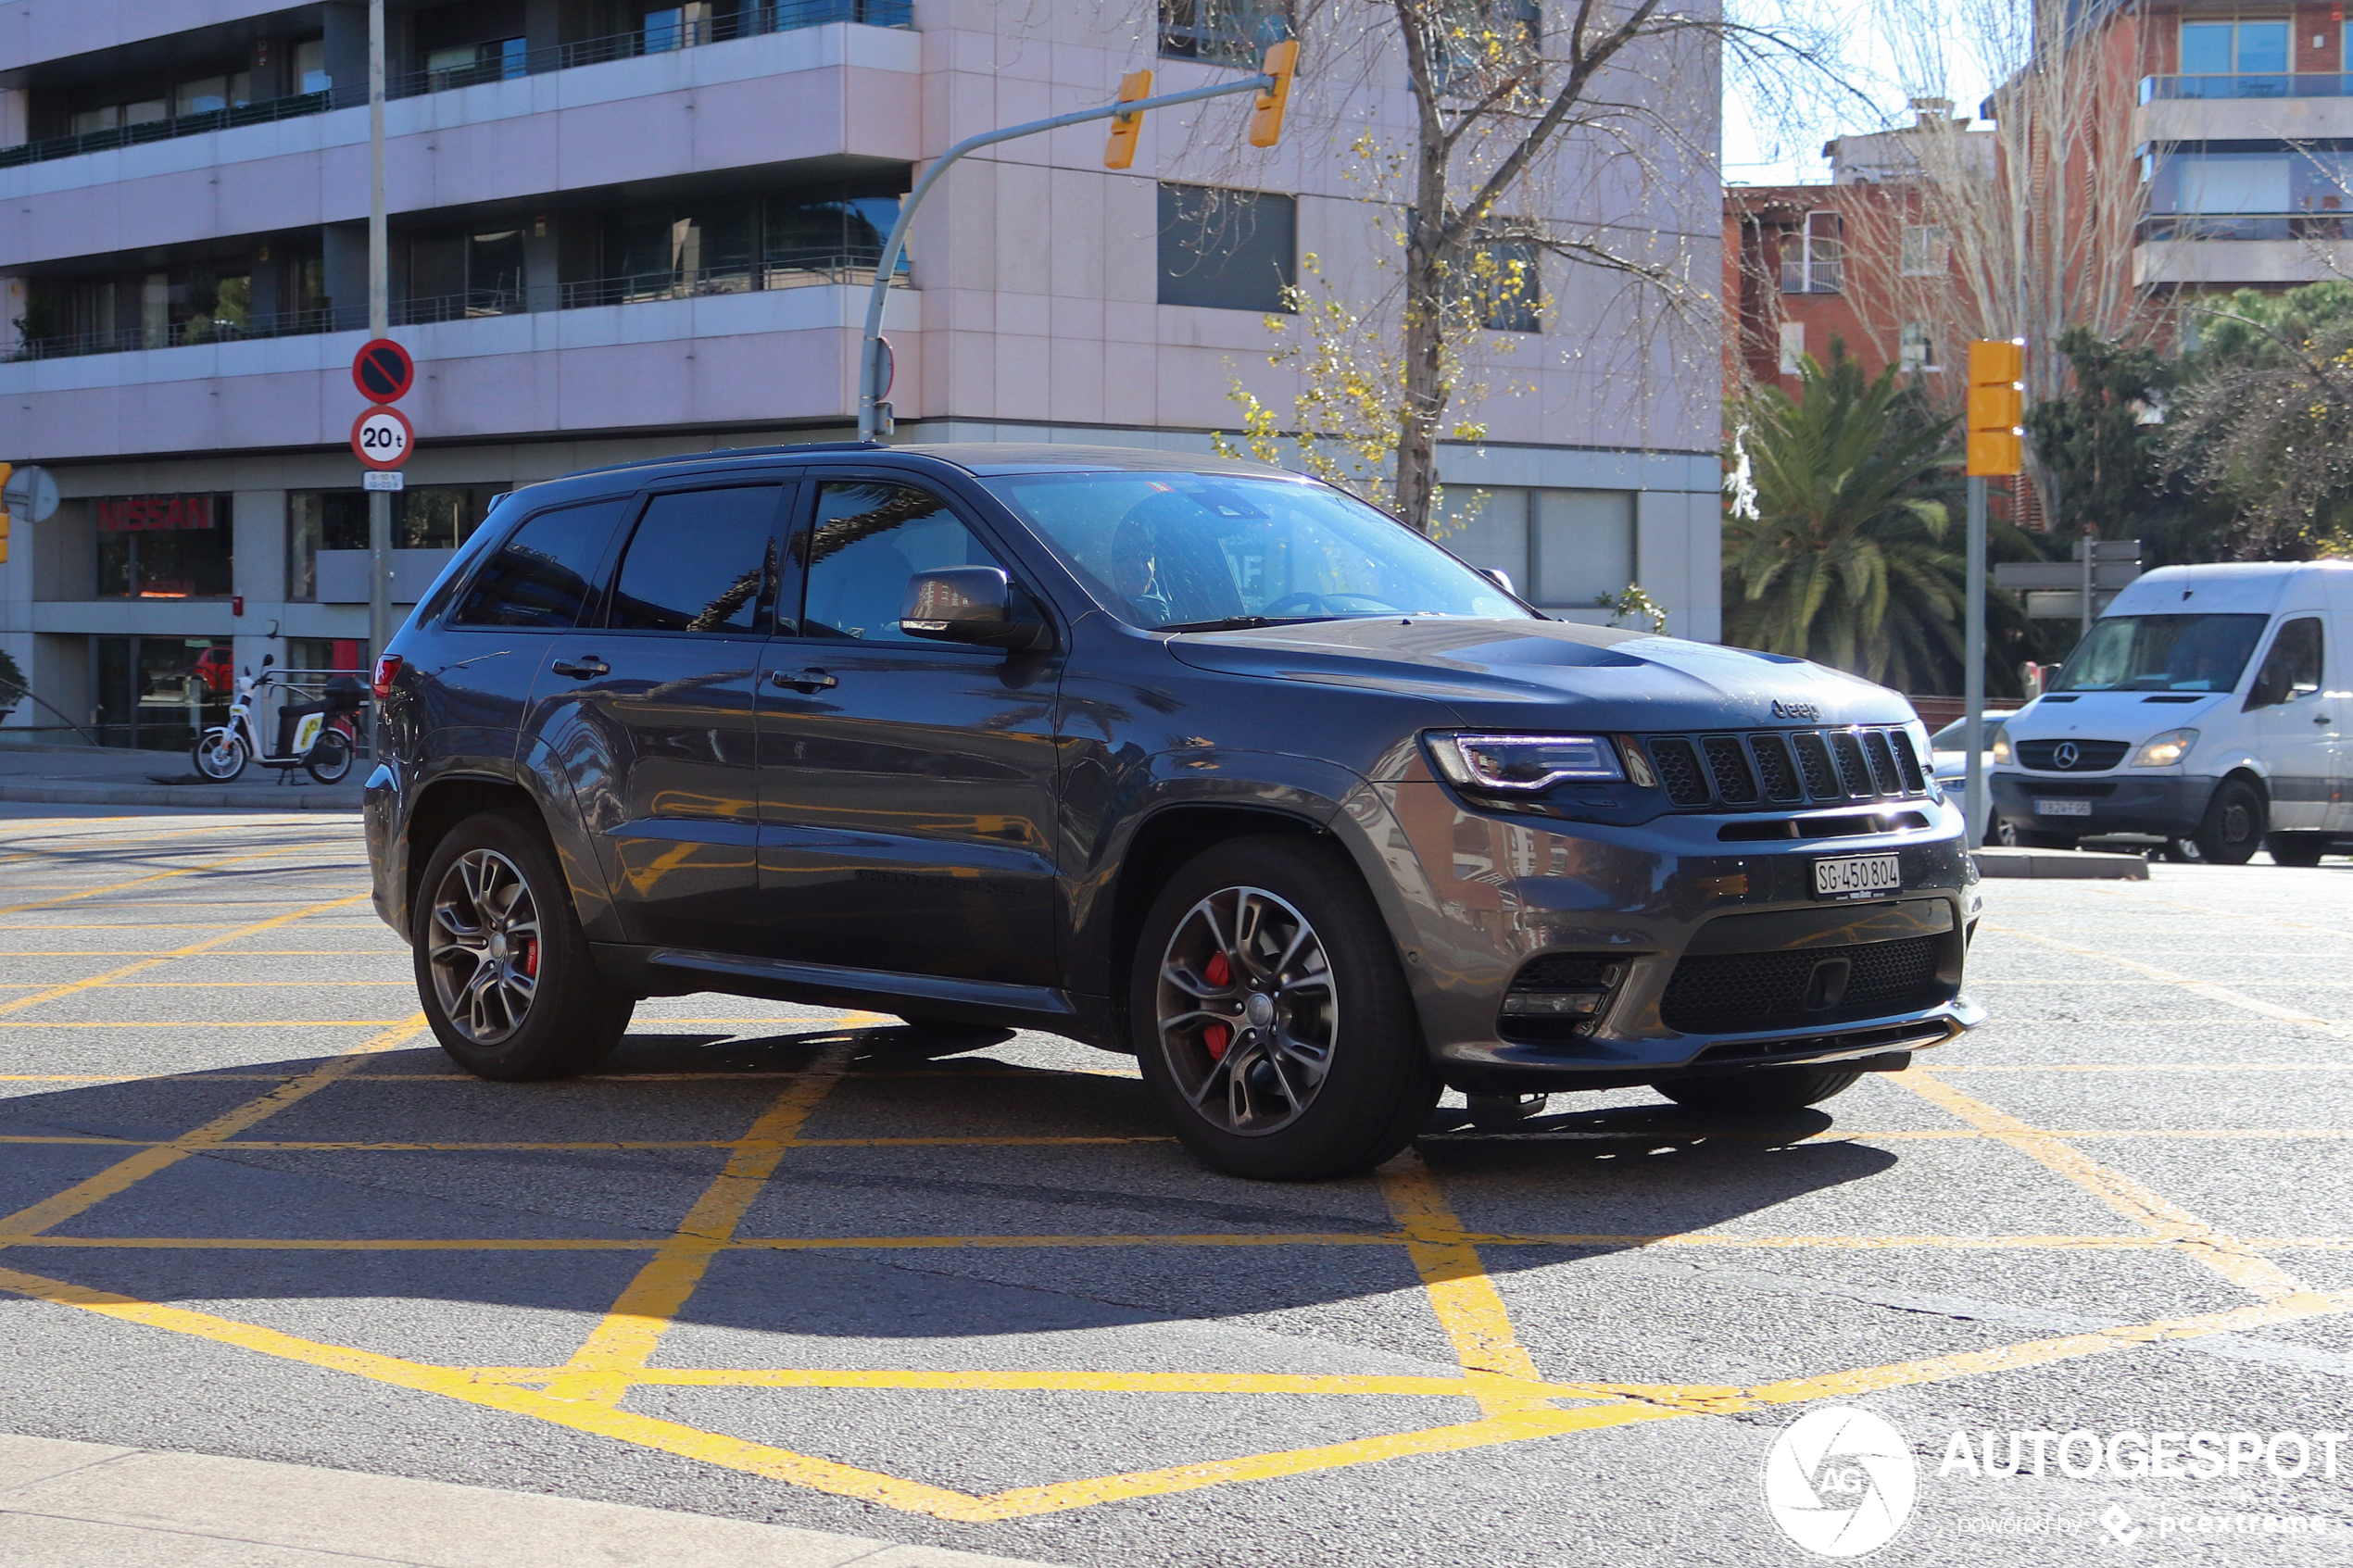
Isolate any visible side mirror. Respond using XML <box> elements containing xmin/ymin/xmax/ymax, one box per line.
<box><xmin>901</xmin><ymin>567</ymin><xmax>1052</xmax><ymax>652</ymax></box>
<box><xmin>261</xmin><ymin>653</ymin><xmax>275</xmax><ymax>668</ymax></box>
<box><xmin>1479</xmin><ymin>567</ymin><xmax>1516</xmax><ymax>596</ymax></box>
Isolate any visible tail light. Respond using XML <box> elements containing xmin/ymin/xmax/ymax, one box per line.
<box><xmin>371</xmin><ymin>654</ymin><xmax>403</xmax><ymax>700</ymax></box>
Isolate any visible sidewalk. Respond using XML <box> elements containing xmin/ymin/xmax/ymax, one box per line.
<box><xmin>0</xmin><ymin>743</ymin><xmax>363</xmax><ymax>810</ymax></box>
<box><xmin>0</xmin><ymin>1435</ymin><xmax>1054</xmax><ymax>1568</ymax></box>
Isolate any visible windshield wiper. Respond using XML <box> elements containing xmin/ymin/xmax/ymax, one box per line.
<box><xmin>1156</xmin><ymin>615</ymin><xmax>1339</xmax><ymax>633</ymax></box>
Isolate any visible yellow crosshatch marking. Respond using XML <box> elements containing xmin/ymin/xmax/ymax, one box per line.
<box><xmin>5</xmin><ymin>831</ymin><xmax>2353</xmax><ymax>1521</ymax></box>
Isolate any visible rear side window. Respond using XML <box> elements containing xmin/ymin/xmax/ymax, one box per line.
<box><xmin>452</xmin><ymin>497</ymin><xmax>629</xmax><ymax>628</ymax></box>
<box><xmin>798</xmin><ymin>480</ymin><xmax>1004</xmax><ymax>644</ymax></box>
<box><xmin>607</xmin><ymin>485</ymin><xmax>783</xmax><ymax>633</ymax></box>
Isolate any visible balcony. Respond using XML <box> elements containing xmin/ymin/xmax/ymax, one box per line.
<box><xmin>2135</xmin><ymin>75</ymin><xmax>2353</xmax><ymax>144</ymax></box>
<box><xmin>2141</xmin><ymin>73</ymin><xmax>2353</xmax><ymax>100</ymax></box>
<box><xmin>2133</xmin><ymin>214</ymin><xmax>2353</xmax><ymax>286</ymax></box>
<box><xmin>6</xmin><ymin>254</ymin><xmax>907</xmax><ymax>362</ymax></box>
<box><xmin>0</xmin><ymin>0</ymin><xmax>913</xmax><ymax>171</ymax></box>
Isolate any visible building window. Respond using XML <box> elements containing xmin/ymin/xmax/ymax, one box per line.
<box><xmin>295</xmin><ymin>37</ymin><xmax>330</xmax><ymax>93</ymax></box>
<box><xmin>1157</xmin><ymin>183</ymin><xmax>1297</xmax><ymax>311</ymax></box>
<box><xmin>581</xmin><ymin>187</ymin><xmax>907</xmax><ymax>307</ymax></box>
<box><xmin>1780</xmin><ymin>211</ymin><xmax>1842</xmax><ymax>294</ymax></box>
<box><xmin>1456</xmin><ymin>236</ymin><xmax>1541</xmax><ymax>332</ymax></box>
<box><xmin>1900</xmin><ymin>224</ymin><xmax>1946</xmax><ymax>276</ymax></box>
<box><xmin>1778</xmin><ymin>321</ymin><xmax>1806</xmax><ymax>374</ymax></box>
<box><xmin>1900</xmin><ymin>321</ymin><xmax>1936</xmax><ymax>372</ymax></box>
<box><xmin>1436</xmin><ymin>487</ymin><xmax>1636</xmax><ymax>611</ymax></box>
<box><xmin>91</xmin><ymin>495</ymin><xmax>235</xmax><ymax>599</ymax></box>
<box><xmin>2180</xmin><ymin>19</ymin><xmax>2289</xmax><ymax>77</ymax></box>
<box><xmin>1422</xmin><ymin>0</ymin><xmax>1541</xmax><ymax>95</ymax></box>
<box><xmin>286</xmin><ymin>486</ymin><xmax>505</xmax><ymax>601</ymax></box>
<box><xmin>1159</xmin><ymin>0</ymin><xmax>1292</xmax><ymax>67</ymax></box>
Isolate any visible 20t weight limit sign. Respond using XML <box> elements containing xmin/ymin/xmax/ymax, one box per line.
<box><xmin>352</xmin><ymin>406</ymin><xmax>414</xmax><ymax>470</ymax></box>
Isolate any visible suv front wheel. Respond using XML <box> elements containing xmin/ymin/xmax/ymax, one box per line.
<box><xmin>414</xmin><ymin>809</ymin><xmax>635</xmax><ymax>1080</ymax></box>
<box><xmin>1132</xmin><ymin>835</ymin><xmax>1438</xmax><ymax>1181</ymax></box>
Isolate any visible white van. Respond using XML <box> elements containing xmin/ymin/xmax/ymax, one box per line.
<box><xmin>1989</xmin><ymin>560</ymin><xmax>2353</xmax><ymax>864</ymax></box>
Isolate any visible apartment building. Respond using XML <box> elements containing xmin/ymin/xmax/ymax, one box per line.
<box><xmin>0</xmin><ymin>0</ymin><xmax>1722</xmax><ymax>747</ymax></box>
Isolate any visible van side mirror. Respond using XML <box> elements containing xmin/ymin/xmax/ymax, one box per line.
<box><xmin>901</xmin><ymin>567</ymin><xmax>1052</xmax><ymax>652</ymax></box>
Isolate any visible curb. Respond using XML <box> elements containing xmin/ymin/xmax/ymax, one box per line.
<box><xmin>0</xmin><ymin>1434</ymin><xmax>1058</xmax><ymax>1568</ymax></box>
<box><xmin>1971</xmin><ymin>847</ymin><xmax>2149</xmax><ymax>881</ymax></box>
<box><xmin>0</xmin><ymin>783</ymin><xmax>363</xmax><ymax>809</ymax></box>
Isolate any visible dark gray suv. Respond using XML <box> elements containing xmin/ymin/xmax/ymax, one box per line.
<box><xmin>364</xmin><ymin>444</ymin><xmax>1982</xmax><ymax>1180</ymax></box>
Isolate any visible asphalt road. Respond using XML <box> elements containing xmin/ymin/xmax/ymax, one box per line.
<box><xmin>3</xmin><ymin>809</ymin><xmax>2350</xmax><ymax>1566</ymax></box>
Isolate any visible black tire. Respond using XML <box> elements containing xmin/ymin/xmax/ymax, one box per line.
<box><xmin>2014</xmin><ymin>831</ymin><xmax>2078</xmax><ymax>850</ymax></box>
<box><xmin>193</xmin><ymin>730</ymin><xmax>248</xmax><ymax>782</ymax></box>
<box><xmin>412</xmin><ymin>809</ymin><xmax>634</xmax><ymax>1080</ymax></box>
<box><xmin>2193</xmin><ymin>778</ymin><xmax>2267</xmax><ymax>865</ymax></box>
<box><xmin>305</xmin><ymin>728</ymin><xmax>354</xmax><ymax>784</ymax></box>
<box><xmin>1656</xmin><ymin>1065</ymin><xmax>1863</xmax><ymax>1113</ymax></box>
<box><xmin>1130</xmin><ymin>834</ymin><xmax>1439</xmax><ymax>1181</ymax></box>
<box><xmin>2270</xmin><ymin>832</ymin><xmax>2328</xmax><ymax>868</ymax></box>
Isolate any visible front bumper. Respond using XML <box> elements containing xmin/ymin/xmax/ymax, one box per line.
<box><xmin>1989</xmin><ymin>771</ymin><xmax>2212</xmax><ymax>838</ymax></box>
<box><xmin>1355</xmin><ymin>779</ymin><xmax>1983</xmax><ymax>1093</ymax></box>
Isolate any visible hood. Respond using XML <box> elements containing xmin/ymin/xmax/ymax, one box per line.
<box><xmin>1166</xmin><ymin>618</ymin><xmax>1912</xmax><ymax>731</ymax></box>
<box><xmin>2003</xmin><ymin>689</ymin><xmax>2230</xmax><ymax>741</ymax></box>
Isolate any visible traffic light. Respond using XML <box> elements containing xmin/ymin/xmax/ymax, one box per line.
<box><xmin>1249</xmin><ymin>40</ymin><xmax>1298</xmax><ymax>148</ymax></box>
<box><xmin>1966</xmin><ymin>338</ymin><xmax>2025</xmax><ymax>476</ymax></box>
<box><xmin>1103</xmin><ymin>69</ymin><xmax>1152</xmax><ymax>170</ymax></box>
<box><xmin>0</xmin><ymin>463</ymin><xmax>11</xmax><ymax>566</ymax></box>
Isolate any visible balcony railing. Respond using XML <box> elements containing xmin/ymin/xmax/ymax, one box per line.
<box><xmin>2141</xmin><ymin>72</ymin><xmax>2353</xmax><ymax>102</ymax></box>
<box><xmin>1779</xmin><ymin>259</ymin><xmax>1843</xmax><ymax>294</ymax></box>
<box><xmin>2136</xmin><ymin>212</ymin><xmax>2353</xmax><ymax>243</ymax></box>
<box><xmin>5</xmin><ymin>253</ymin><xmax>905</xmax><ymax>361</ymax></box>
<box><xmin>0</xmin><ymin>0</ymin><xmax>912</xmax><ymax>170</ymax></box>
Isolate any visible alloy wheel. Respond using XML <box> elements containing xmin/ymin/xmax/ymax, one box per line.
<box><xmin>426</xmin><ymin>847</ymin><xmax>541</xmax><ymax>1046</ymax></box>
<box><xmin>1153</xmin><ymin>885</ymin><xmax>1336</xmax><ymax>1136</ymax></box>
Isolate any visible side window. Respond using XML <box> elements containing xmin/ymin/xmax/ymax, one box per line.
<box><xmin>2249</xmin><ymin>617</ymin><xmax>2324</xmax><ymax>709</ymax></box>
<box><xmin>798</xmin><ymin>481</ymin><xmax>1006</xmax><ymax>644</ymax></box>
<box><xmin>606</xmin><ymin>485</ymin><xmax>784</xmax><ymax>633</ymax></box>
<box><xmin>451</xmin><ymin>497</ymin><xmax>630</xmax><ymax>628</ymax></box>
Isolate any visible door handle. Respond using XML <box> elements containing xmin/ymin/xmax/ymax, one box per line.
<box><xmin>549</xmin><ymin>656</ymin><xmax>608</xmax><ymax>679</ymax></box>
<box><xmin>2318</xmin><ymin>714</ymin><xmax>2334</xmax><ymax>724</ymax></box>
<box><xmin>770</xmin><ymin>667</ymin><xmax>837</xmax><ymax>693</ymax></box>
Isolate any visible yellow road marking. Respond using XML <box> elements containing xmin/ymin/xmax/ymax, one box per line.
<box><xmin>0</xmin><ymin>847</ymin><xmax>326</xmax><ymax>917</ymax></box>
<box><xmin>0</xmin><ymin>893</ymin><xmax>372</xmax><ymax>1020</ymax></box>
<box><xmin>0</xmin><ymin>1016</ymin><xmax>427</xmax><ymax>1243</ymax></box>
<box><xmin>1896</xmin><ymin>1067</ymin><xmax>2305</xmax><ymax>1300</ymax></box>
<box><xmin>0</xmin><ymin>1020</ymin><xmax>415</xmax><ymax>1028</ymax></box>
<box><xmin>1984</xmin><ymin>922</ymin><xmax>2353</xmax><ymax>1042</ymax></box>
<box><xmin>546</xmin><ymin>1045</ymin><xmax>854</xmax><ymax>1406</ymax></box>
<box><xmin>1377</xmin><ymin>1152</ymin><xmax>1547</xmax><ymax>1416</ymax></box>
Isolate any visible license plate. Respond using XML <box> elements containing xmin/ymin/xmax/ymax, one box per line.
<box><xmin>1814</xmin><ymin>853</ymin><xmax>1901</xmax><ymax>899</ymax></box>
<box><xmin>2034</xmin><ymin>797</ymin><xmax>2093</xmax><ymax>817</ymax></box>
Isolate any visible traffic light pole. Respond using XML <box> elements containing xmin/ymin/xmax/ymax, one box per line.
<box><xmin>1963</xmin><ymin>474</ymin><xmax>1988</xmax><ymax>850</ymax></box>
<box><xmin>366</xmin><ymin>0</ymin><xmax>391</xmax><ymax>669</ymax></box>
<box><xmin>855</xmin><ymin>72</ymin><xmax>1275</xmax><ymax>442</ymax></box>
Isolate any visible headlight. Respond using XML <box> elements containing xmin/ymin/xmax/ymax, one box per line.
<box><xmin>1990</xmin><ymin>729</ymin><xmax>2011</xmax><ymax>764</ymax></box>
<box><xmin>2133</xmin><ymin>728</ymin><xmax>2198</xmax><ymax>768</ymax></box>
<box><xmin>1428</xmin><ymin>733</ymin><xmax>1626</xmax><ymax>790</ymax></box>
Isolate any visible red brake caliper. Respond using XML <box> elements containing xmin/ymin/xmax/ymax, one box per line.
<box><xmin>1202</xmin><ymin>951</ymin><xmax>1231</xmax><ymax>1059</ymax></box>
<box><xmin>521</xmin><ymin>939</ymin><xmax>539</xmax><ymax>978</ymax></box>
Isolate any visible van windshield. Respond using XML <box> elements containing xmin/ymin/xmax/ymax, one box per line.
<box><xmin>978</xmin><ymin>471</ymin><xmax>1530</xmax><ymax>631</ymax></box>
<box><xmin>2050</xmin><ymin>613</ymin><xmax>2271</xmax><ymax>694</ymax></box>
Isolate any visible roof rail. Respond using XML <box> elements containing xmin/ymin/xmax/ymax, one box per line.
<box><xmin>560</xmin><ymin>440</ymin><xmax>885</xmax><ymax>481</ymax></box>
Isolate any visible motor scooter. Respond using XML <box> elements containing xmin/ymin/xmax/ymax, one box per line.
<box><xmin>193</xmin><ymin>655</ymin><xmax>364</xmax><ymax>784</ymax></box>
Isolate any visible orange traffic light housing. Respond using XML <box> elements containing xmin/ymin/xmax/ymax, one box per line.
<box><xmin>1103</xmin><ymin>69</ymin><xmax>1152</xmax><ymax>170</ymax></box>
<box><xmin>1966</xmin><ymin>338</ymin><xmax>2026</xmax><ymax>476</ymax></box>
<box><xmin>1249</xmin><ymin>41</ymin><xmax>1298</xmax><ymax>148</ymax></box>
<box><xmin>0</xmin><ymin>462</ymin><xmax>12</xmax><ymax>565</ymax></box>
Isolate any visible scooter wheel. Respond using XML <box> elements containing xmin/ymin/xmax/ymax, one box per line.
<box><xmin>306</xmin><ymin>729</ymin><xmax>354</xmax><ymax>784</ymax></box>
<box><xmin>193</xmin><ymin>732</ymin><xmax>249</xmax><ymax>782</ymax></box>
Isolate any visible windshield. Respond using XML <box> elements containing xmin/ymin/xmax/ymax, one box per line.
<box><xmin>979</xmin><ymin>471</ymin><xmax>1532</xmax><ymax>631</ymax></box>
<box><xmin>2051</xmin><ymin>614</ymin><xmax>2270</xmax><ymax>694</ymax></box>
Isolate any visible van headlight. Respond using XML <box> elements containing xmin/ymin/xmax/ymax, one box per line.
<box><xmin>2133</xmin><ymin>728</ymin><xmax>2198</xmax><ymax>768</ymax></box>
<box><xmin>1990</xmin><ymin>729</ymin><xmax>2011</xmax><ymax>764</ymax></box>
<box><xmin>1428</xmin><ymin>733</ymin><xmax>1626</xmax><ymax>790</ymax></box>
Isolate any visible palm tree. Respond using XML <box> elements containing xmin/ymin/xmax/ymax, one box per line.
<box><xmin>1723</xmin><ymin>348</ymin><xmax>1967</xmax><ymax>692</ymax></box>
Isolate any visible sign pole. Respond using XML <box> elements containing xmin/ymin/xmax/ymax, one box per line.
<box><xmin>366</xmin><ymin>0</ymin><xmax>391</xmax><ymax>672</ymax></box>
<box><xmin>1963</xmin><ymin>475</ymin><xmax>1988</xmax><ymax>851</ymax></box>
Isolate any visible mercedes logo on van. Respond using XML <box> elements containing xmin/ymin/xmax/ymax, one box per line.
<box><xmin>2053</xmin><ymin>741</ymin><xmax>2081</xmax><ymax>770</ymax></box>
<box><xmin>1770</xmin><ymin>699</ymin><xmax>1821</xmax><ymax>721</ymax></box>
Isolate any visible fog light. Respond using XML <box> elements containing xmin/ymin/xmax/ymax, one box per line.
<box><xmin>1502</xmin><ymin>988</ymin><xmax>1607</xmax><ymax>1017</ymax></box>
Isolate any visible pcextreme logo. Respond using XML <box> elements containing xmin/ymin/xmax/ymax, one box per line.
<box><xmin>1762</xmin><ymin>1407</ymin><xmax>1919</xmax><ymax>1557</ymax></box>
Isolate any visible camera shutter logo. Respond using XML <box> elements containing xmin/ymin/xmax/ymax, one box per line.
<box><xmin>2053</xmin><ymin>741</ymin><xmax>2081</xmax><ymax>771</ymax></box>
<box><xmin>1761</xmin><ymin>1407</ymin><xmax>1918</xmax><ymax>1557</ymax></box>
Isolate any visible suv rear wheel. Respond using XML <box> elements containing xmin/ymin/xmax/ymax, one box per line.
<box><xmin>1131</xmin><ymin>835</ymin><xmax>1438</xmax><ymax>1181</ymax></box>
<box><xmin>414</xmin><ymin>809</ymin><xmax>635</xmax><ymax>1080</ymax></box>
<box><xmin>1657</xmin><ymin>1065</ymin><xmax>1862</xmax><ymax>1113</ymax></box>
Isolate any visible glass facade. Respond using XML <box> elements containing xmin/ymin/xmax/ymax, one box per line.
<box><xmin>93</xmin><ymin>494</ymin><xmax>235</xmax><ymax>599</ymax></box>
<box><xmin>1433</xmin><ymin>487</ymin><xmax>1636</xmax><ymax>611</ymax></box>
<box><xmin>286</xmin><ymin>486</ymin><xmax>507</xmax><ymax>600</ymax></box>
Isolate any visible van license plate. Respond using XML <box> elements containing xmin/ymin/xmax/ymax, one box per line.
<box><xmin>2034</xmin><ymin>797</ymin><xmax>2093</xmax><ymax>817</ymax></box>
<box><xmin>1814</xmin><ymin>854</ymin><xmax>1901</xmax><ymax>899</ymax></box>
